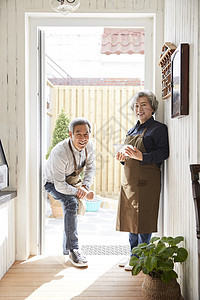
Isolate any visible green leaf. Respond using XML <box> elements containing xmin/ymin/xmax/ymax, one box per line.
<box><xmin>142</xmin><ymin>267</ymin><xmax>150</xmax><ymax>275</ymax></box>
<box><xmin>132</xmin><ymin>265</ymin><xmax>142</xmax><ymax>276</ymax></box>
<box><xmin>155</xmin><ymin>243</ymin><xmax>166</xmax><ymax>254</ymax></box>
<box><xmin>146</xmin><ymin>244</ymin><xmax>155</xmax><ymax>251</ymax></box>
<box><xmin>163</xmin><ymin>246</ymin><xmax>178</xmax><ymax>258</ymax></box>
<box><xmin>150</xmin><ymin>237</ymin><xmax>160</xmax><ymax>243</ymax></box>
<box><xmin>138</xmin><ymin>257</ymin><xmax>145</xmax><ymax>266</ymax></box>
<box><xmin>138</xmin><ymin>243</ymin><xmax>148</xmax><ymax>249</ymax></box>
<box><xmin>161</xmin><ymin>270</ymin><xmax>178</xmax><ymax>283</ymax></box>
<box><xmin>174</xmin><ymin>236</ymin><xmax>184</xmax><ymax>245</ymax></box>
<box><xmin>129</xmin><ymin>256</ymin><xmax>139</xmax><ymax>266</ymax></box>
<box><xmin>174</xmin><ymin>248</ymin><xmax>188</xmax><ymax>262</ymax></box>
<box><xmin>144</xmin><ymin>256</ymin><xmax>157</xmax><ymax>271</ymax></box>
<box><xmin>160</xmin><ymin>236</ymin><xmax>168</xmax><ymax>243</ymax></box>
<box><xmin>132</xmin><ymin>248</ymin><xmax>142</xmax><ymax>256</ymax></box>
<box><xmin>166</xmin><ymin>237</ymin><xmax>176</xmax><ymax>246</ymax></box>
<box><xmin>157</xmin><ymin>259</ymin><xmax>174</xmax><ymax>271</ymax></box>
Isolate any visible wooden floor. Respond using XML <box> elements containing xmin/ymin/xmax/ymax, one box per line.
<box><xmin>0</xmin><ymin>255</ymin><xmax>145</xmax><ymax>300</ymax></box>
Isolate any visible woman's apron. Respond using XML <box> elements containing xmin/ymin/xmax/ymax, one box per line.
<box><xmin>116</xmin><ymin>129</ymin><xmax>161</xmax><ymax>234</ymax></box>
<box><xmin>65</xmin><ymin>141</ymin><xmax>87</xmax><ymax>215</ymax></box>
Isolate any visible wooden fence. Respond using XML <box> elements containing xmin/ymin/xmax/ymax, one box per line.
<box><xmin>49</xmin><ymin>85</ymin><xmax>141</xmax><ymax>198</ymax></box>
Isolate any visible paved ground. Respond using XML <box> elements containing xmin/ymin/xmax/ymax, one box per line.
<box><xmin>44</xmin><ymin>197</ymin><xmax>129</xmax><ymax>255</ymax></box>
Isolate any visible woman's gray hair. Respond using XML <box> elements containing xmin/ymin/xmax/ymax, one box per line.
<box><xmin>69</xmin><ymin>117</ymin><xmax>91</xmax><ymax>133</ymax></box>
<box><xmin>130</xmin><ymin>90</ymin><xmax>159</xmax><ymax>114</ymax></box>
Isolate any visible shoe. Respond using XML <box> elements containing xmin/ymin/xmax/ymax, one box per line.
<box><xmin>118</xmin><ymin>257</ymin><xmax>130</xmax><ymax>267</ymax></box>
<box><xmin>124</xmin><ymin>261</ymin><xmax>133</xmax><ymax>271</ymax></box>
<box><xmin>69</xmin><ymin>249</ymin><xmax>88</xmax><ymax>267</ymax></box>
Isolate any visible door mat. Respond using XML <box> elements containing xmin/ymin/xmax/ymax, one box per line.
<box><xmin>81</xmin><ymin>244</ymin><xmax>130</xmax><ymax>255</ymax></box>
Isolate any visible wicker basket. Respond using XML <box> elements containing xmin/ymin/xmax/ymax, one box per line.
<box><xmin>142</xmin><ymin>275</ymin><xmax>182</xmax><ymax>300</ymax></box>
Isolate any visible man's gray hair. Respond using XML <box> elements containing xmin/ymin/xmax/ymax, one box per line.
<box><xmin>69</xmin><ymin>117</ymin><xmax>91</xmax><ymax>133</ymax></box>
<box><xmin>130</xmin><ymin>90</ymin><xmax>159</xmax><ymax>114</ymax></box>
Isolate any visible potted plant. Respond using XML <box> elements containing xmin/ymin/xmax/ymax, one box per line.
<box><xmin>130</xmin><ymin>236</ymin><xmax>188</xmax><ymax>300</ymax></box>
<box><xmin>46</xmin><ymin>110</ymin><xmax>70</xmax><ymax>218</ymax></box>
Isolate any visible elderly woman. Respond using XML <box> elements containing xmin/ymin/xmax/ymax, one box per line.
<box><xmin>116</xmin><ymin>90</ymin><xmax>169</xmax><ymax>271</ymax></box>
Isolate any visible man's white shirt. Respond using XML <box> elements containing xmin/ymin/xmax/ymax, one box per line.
<box><xmin>44</xmin><ymin>137</ymin><xmax>95</xmax><ymax>195</ymax></box>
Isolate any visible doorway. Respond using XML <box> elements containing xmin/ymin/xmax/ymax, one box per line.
<box><xmin>43</xmin><ymin>25</ymin><xmax>146</xmax><ymax>254</ymax></box>
<box><xmin>28</xmin><ymin>14</ymin><xmax>154</xmax><ymax>255</ymax></box>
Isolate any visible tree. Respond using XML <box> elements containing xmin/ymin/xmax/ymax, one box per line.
<box><xmin>46</xmin><ymin>110</ymin><xmax>70</xmax><ymax>159</ymax></box>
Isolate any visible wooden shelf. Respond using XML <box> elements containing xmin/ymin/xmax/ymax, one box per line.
<box><xmin>159</xmin><ymin>42</ymin><xmax>176</xmax><ymax>99</ymax></box>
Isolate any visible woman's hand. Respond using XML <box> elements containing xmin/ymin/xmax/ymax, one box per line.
<box><xmin>116</xmin><ymin>152</ymin><xmax>126</xmax><ymax>162</ymax></box>
<box><xmin>125</xmin><ymin>146</ymin><xmax>143</xmax><ymax>161</ymax></box>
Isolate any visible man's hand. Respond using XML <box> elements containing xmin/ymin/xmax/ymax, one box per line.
<box><xmin>85</xmin><ymin>190</ymin><xmax>95</xmax><ymax>201</ymax></box>
<box><xmin>77</xmin><ymin>186</ymin><xmax>88</xmax><ymax>199</ymax></box>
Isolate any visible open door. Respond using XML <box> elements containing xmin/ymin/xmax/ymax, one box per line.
<box><xmin>37</xmin><ymin>28</ymin><xmax>46</xmax><ymax>255</ymax></box>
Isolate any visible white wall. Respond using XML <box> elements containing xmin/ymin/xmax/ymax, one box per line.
<box><xmin>163</xmin><ymin>0</ymin><xmax>199</xmax><ymax>299</ymax></box>
<box><xmin>0</xmin><ymin>200</ymin><xmax>15</xmax><ymax>280</ymax></box>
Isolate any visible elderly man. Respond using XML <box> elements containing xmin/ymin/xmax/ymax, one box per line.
<box><xmin>44</xmin><ymin>117</ymin><xmax>95</xmax><ymax>267</ymax></box>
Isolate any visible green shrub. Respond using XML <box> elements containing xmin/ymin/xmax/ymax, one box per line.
<box><xmin>46</xmin><ymin>110</ymin><xmax>70</xmax><ymax>159</ymax></box>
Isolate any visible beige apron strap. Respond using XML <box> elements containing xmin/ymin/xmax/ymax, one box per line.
<box><xmin>68</xmin><ymin>140</ymin><xmax>87</xmax><ymax>172</ymax></box>
<box><xmin>141</xmin><ymin>128</ymin><xmax>147</xmax><ymax>136</ymax></box>
<box><xmin>67</xmin><ymin>141</ymin><xmax>88</xmax><ymax>216</ymax></box>
<box><xmin>137</xmin><ymin>128</ymin><xmax>147</xmax><ymax>144</ymax></box>
<box><xmin>68</xmin><ymin>140</ymin><xmax>78</xmax><ymax>171</ymax></box>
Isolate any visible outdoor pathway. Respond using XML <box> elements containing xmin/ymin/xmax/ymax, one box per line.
<box><xmin>45</xmin><ymin>198</ymin><xmax>129</xmax><ymax>255</ymax></box>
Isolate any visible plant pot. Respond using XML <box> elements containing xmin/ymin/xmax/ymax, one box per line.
<box><xmin>142</xmin><ymin>274</ymin><xmax>182</xmax><ymax>300</ymax></box>
<box><xmin>48</xmin><ymin>194</ymin><xmax>63</xmax><ymax>218</ymax></box>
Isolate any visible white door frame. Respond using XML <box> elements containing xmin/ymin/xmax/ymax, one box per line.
<box><xmin>26</xmin><ymin>13</ymin><xmax>161</xmax><ymax>255</ymax></box>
